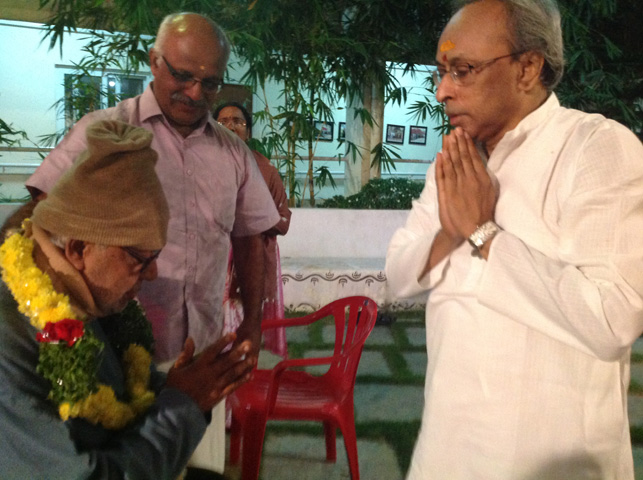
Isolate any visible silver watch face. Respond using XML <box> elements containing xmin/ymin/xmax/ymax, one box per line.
<box><xmin>469</xmin><ymin>221</ymin><xmax>499</xmax><ymax>248</ymax></box>
<box><xmin>472</xmin><ymin>232</ymin><xmax>486</xmax><ymax>248</ymax></box>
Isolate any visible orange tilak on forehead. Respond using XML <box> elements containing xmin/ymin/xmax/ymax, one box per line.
<box><xmin>440</xmin><ymin>40</ymin><xmax>455</xmax><ymax>52</ymax></box>
<box><xmin>440</xmin><ymin>40</ymin><xmax>455</xmax><ymax>61</ymax></box>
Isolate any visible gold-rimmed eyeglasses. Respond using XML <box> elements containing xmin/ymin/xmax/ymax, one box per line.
<box><xmin>433</xmin><ymin>51</ymin><xmax>525</xmax><ymax>87</ymax></box>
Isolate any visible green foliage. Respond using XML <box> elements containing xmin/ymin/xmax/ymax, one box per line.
<box><xmin>220</xmin><ymin>0</ymin><xmax>449</xmax><ymax>205</ymax></box>
<box><xmin>556</xmin><ymin>0</ymin><xmax>643</xmax><ymax>136</ymax></box>
<box><xmin>630</xmin><ymin>380</ymin><xmax>643</xmax><ymax>395</ymax></box>
<box><xmin>0</xmin><ymin>186</ymin><xmax>31</xmax><ymax>204</ymax></box>
<box><xmin>37</xmin><ymin>329</ymin><xmax>103</xmax><ymax>404</ymax></box>
<box><xmin>320</xmin><ymin>177</ymin><xmax>423</xmax><ymax>210</ymax></box>
<box><xmin>25</xmin><ymin>0</ymin><xmax>643</xmax><ymax>207</ymax></box>
<box><xmin>314</xmin><ymin>166</ymin><xmax>337</xmax><ymax>190</ymax></box>
<box><xmin>99</xmin><ymin>300</ymin><xmax>156</xmax><ymax>356</ymax></box>
<box><xmin>631</xmin><ymin>425</ymin><xmax>643</xmax><ymax>445</ymax></box>
<box><xmin>407</xmin><ymin>75</ymin><xmax>451</xmax><ymax>137</ymax></box>
<box><xmin>370</xmin><ymin>141</ymin><xmax>402</xmax><ymax>174</ymax></box>
<box><xmin>39</xmin><ymin>31</ymin><xmax>154</xmax><ymax>147</ymax></box>
<box><xmin>0</xmin><ymin>119</ymin><xmax>26</xmax><ymax>149</ymax></box>
<box><xmin>38</xmin><ymin>0</ymin><xmax>161</xmax><ymax>55</ymax></box>
<box><xmin>405</xmin><ymin>0</ymin><xmax>642</xmax><ymax>140</ymax></box>
<box><xmin>35</xmin><ymin>0</ymin><xmax>449</xmax><ymax>206</ymax></box>
<box><xmin>0</xmin><ymin>122</ymin><xmax>33</xmax><ymax>202</ymax></box>
<box><xmin>35</xmin><ymin>300</ymin><xmax>155</xmax><ymax>405</ymax></box>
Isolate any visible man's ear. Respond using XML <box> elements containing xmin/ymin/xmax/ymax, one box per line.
<box><xmin>65</xmin><ymin>239</ymin><xmax>87</xmax><ymax>270</ymax></box>
<box><xmin>149</xmin><ymin>48</ymin><xmax>161</xmax><ymax>74</ymax></box>
<box><xmin>517</xmin><ymin>51</ymin><xmax>545</xmax><ymax>92</ymax></box>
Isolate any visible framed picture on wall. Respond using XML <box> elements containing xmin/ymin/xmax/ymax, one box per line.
<box><xmin>386</xmin><ymin>124</ymin><xmax>405</xmax><ymax>144</ymax></box>
<box><xmin>314</xmin><ymin>121</ymin><xmax>334</xmax><ymax>141</ymax></box>
<box><xmin>409</xmin><ymin>125</ymin><xmax>428</xmax><ymax>145</ymax></box>
<box><xmin>338</xmin><ymin>122</ymin><xmax>346</xmax><ymax>141</ymax></box>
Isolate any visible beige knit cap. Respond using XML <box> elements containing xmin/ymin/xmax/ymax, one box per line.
<box><xmin>32</xmin><ymin>120</ymin><xmax>169</xmax><ymax>250</ymax></box>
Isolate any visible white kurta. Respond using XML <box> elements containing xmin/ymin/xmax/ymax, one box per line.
<box><xmin>386</xmin><ymin>94</ymin><xmax>643</xmax><ymax>480</ymax></box>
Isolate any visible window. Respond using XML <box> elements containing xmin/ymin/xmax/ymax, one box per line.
<box><xmin>64</xmin><ymin>73</ymin><xmax>101</xmax><ymax>127</ymax></box>
<box><xmin>60</xmin><ymin>69</ymin><xmax>148</xmax><ymax>130</ymax></box>
<box><xmin>106</xmin><ymin>75</ymin><xmax>145</xmax><ymax>107</ymax></box>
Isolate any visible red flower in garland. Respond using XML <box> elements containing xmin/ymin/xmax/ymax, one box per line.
<box><xmin>36</xmin><ymin>319</ymin><xmax>85</xmax><ymax>347</ymax></box>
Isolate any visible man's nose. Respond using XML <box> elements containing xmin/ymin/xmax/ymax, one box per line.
<box><xmin>435</xmin><ymin>74</ymin><xmax>455</xmax><ymax>104</ymax></box>
<box><xmin>183</xmin><ymin>80</ymin><xmax>204</xmax><ymax>101</ymax></box>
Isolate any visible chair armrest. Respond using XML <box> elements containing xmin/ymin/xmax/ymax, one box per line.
<box><xmin>271</xmin><ymin>355</ymin><xmax>335</xmax><ymax>373</ymax></box>
<box><xmin>261</xmin><ymin>304</ymin><xmax>336</xmax><ymax>331</ymax></box>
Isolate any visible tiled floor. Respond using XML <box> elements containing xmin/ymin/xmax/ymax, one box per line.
<box><xmin>224</xmin><ymin>315</ymin><xmax>643</xmax><ymax>479</ymax></box>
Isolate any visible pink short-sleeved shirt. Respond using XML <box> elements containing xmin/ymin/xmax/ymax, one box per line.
<box><xmin>27</xmin><ymin>85</ymin><xmax>280</xmax><ymax>362</ymax></box>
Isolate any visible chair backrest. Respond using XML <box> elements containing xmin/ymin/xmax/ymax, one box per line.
<box><xmin>326</xmin><ymin>296</ymin><xmax>378</xmax><ymax>390</ymax></box>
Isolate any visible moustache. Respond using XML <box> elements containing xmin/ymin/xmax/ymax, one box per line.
<box><xmin>171</xmin><ymin>92</ymin><xmax>208</xmax><ymax>109</ymax></box>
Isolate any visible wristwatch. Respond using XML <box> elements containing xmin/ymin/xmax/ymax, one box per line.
<box><xmin>468</xmin><ymin>220</ymin><xmax>501</xmax><ymax>249</ymax></box>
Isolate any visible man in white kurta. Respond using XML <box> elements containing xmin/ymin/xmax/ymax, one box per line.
<box><xmin>385</xmin><ymin>1</ymin><xmax>643</xmax><ymax>479</ymax></box>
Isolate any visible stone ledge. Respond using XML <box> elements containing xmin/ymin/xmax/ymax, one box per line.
<box><xmin>281</xmin><ymin>256</ymin><xmax>427</xmax><ymax>313</ymax></box>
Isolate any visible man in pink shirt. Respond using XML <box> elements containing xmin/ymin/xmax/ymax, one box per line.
<box><xmin>26</xmin><ymin>12</ymin><xmax>279</xmax><ymax>475</ymax></box>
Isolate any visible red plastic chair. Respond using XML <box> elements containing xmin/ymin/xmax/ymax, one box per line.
<box><xmin>228</xmin><ymin>296</ymin><xmax>378</xmax><ymax>480</ymax></box>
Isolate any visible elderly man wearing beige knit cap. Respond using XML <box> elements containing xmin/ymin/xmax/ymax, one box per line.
<box><xmin>0</xmin><ymin>119</ymin><xmax>255</xmax><ymax>479</ymax></box>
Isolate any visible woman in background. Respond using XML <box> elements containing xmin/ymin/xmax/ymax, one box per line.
<box><xmin>214</xmin><ymin>102</ymin><xmax>291</xmax><ymax>358</ymax></box>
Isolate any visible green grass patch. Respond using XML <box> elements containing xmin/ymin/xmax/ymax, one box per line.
<box><xmin>388</xmin><ymin>310</ymin><xmax>425</xmax><ymax>321</ymax></box>
<box><xmin>356</xmin><ymin>421</ymin><xmax>421</xmax><ymax>474</ymax></box>
<box><xmin>633</xmin><ymin>425</ymin><xmax>643</xmax><ymax>445</ymax></box>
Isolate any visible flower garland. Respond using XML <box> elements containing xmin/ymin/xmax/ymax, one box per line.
<box><xmin>0</xmin><ymin>226</ymin><xmax>156</xmax><ymax>430</ymax></box>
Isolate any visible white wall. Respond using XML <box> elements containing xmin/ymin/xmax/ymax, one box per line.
<box><xmin>1</xmin><ymin>21</ymin><xmax>66</xmax><ymax>144</ymax></box>
<box><xmin>279</xmin><ymin>208</ymin><xmax>410</xmax><ymax>258</ymax></box>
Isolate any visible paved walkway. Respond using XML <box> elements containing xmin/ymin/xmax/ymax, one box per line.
<box><xmin>223</xmin><ymin>313</ymin><xmax>643</xmax><ymax>480</ymax></box>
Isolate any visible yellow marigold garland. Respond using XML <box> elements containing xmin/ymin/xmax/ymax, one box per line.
<box><xmin>0</xmin><ymin>226</ymin><xmax>155</xmax><ymax>430</ymax></box>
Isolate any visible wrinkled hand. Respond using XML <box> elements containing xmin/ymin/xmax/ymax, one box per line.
<box><xmin>435</xmin><ymin>127</ymin><xmax>498</xmax><ymax>241</ymax></box>
<box><xmin>166</xmin><ymin>333</ymin><xmax>256</xmax><ymax>412</ymax></box>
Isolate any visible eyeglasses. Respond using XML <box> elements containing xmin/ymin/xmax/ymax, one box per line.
<box><xmin>217</xmin><ymin>117</ymin><xmax>247</xmax><ymax>129</ymax></box>
<box><xmin>121</xmin><ymin>247</ymin><xmax>162</xmax><ymax>273</ymax></box>
<box><xmin>162</xmin><ymin>56</ymin><xmax>224</xmax><ymax>94</ymax></box>
<box><xmin>433</xmin><ymin>51</ymin><xmax>525</xmax><ymax>87</ymax></box>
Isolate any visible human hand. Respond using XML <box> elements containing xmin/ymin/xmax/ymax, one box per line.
<box><xmin>435</xmin><ymin>127</ymin><xmax>498</xmax><ymax>240</ymax></box>
<box><xmin>233</xmin><ymin>321</ymin><xmax>262</xmax><ymax>362</ymax></box>
<box><xmin>166</xmin><ymin>333</ymin><xmax>256</xmax><ymax>412</ymax></box>
<box><xmin>172</xmin><ymin>337</ymin><xmax>196</xmax><ymax>369</ymax></box>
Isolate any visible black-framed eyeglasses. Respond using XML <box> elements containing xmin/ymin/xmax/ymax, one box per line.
<box><xmin>162</xmin><ymin>56</ymin><xmax>224</xmax><ymax>94</ymax></box>
<box><xmin>121</xmin><ymin>247</ymin><xmax>162</xmax><ymax>273</ymax></box>
<box><xmin>433</xmin><ymin>51</ymin><xmax>525</xmax><ymax>87</ymax></box>
<box><xmin>217</xmin><ymin>118</ymin><xmax>247</xmax><ymax>129</ymax></box>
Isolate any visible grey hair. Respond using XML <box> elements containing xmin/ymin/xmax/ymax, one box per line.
<box><xmin>49</xmin><ymin>233</ymin><xmax>107</xmax><ymax>251</ymax></box>
<box><xmin>452</xmin><ymin>0</ymin><xmax>564</xmax><ymax>91</ymax></box>
<box><xmin>154</xmin><ymin>13</ymin><xmax>231</xmax><ymax>68</ymax></box>
<box><xmin>48</xmin><ymin>233</ymin><xmax>69</xmax><ymax>250</ymax></box>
